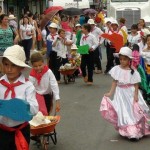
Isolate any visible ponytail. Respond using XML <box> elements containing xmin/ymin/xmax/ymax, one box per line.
<box><xmin>130</xmin><ymin>60</ymin><xmax>134</xmax><ymax>75</ymax></box>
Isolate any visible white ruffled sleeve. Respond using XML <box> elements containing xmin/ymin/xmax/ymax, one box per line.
<box><xmin>109</xmin><ymin>66</ymin><xmax>119</xmax><ymax>80</ymax></box>
<box><xmin>130</xmin><ymin>70</ymin><xmax>141</xmax><ymax>84</ymax></box>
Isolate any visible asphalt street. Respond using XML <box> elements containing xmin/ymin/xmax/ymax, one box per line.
<box><xmin>29</xmin><ymin>48</ymin><xmax>150</xmax><ymax>150</ymax></box>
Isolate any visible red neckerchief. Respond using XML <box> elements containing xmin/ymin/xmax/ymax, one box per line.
<box><xmin>30</xmin><ymin>65</ymin><xmax>49</xmax><ymax>85</ymax></box>
<box><xmin>0</xmin><ymin>122</ymin><xmax>29</xmax><ymax>150</ymax></box>
<box><xmin>82</xmin><ymin>35</ymin><xmax>89</xmax><ymax>41</ymax></box>
<box><xmin>0</xmin><ymin>80</ymin><xmax>23</xmax><ymax>99</ymax></box>
<box><xmin>51</xmin><ymin>34</ymin><xmax>57</xmax><ymax>40</ymax></box>
<box><xmin>109</xmin><ymin>27</ymin><xmax>119</xmax><ymax>34</ymax></box>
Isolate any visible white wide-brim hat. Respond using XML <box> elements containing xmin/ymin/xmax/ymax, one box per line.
<box><xmin>87</xmin><ymin>19</ymin><xmax>96</xmax><ymax>25</ymax></box>
<box><xmin>111</xmin><ymin>19</ymin><xmax>119</xmax><ymax>26</ymax></box>
<box><xmin>1</xmin><ymin>45</ymin><xmax>30</xmax><ymax>68</ymax></box>
<box><xmin>71</xmin><ymin>44</ymin><xmax>78</xmax><ymax>50</ymax></box>
<box><xmin>75</xmin><ymin>23</ymin><xmax>81</xmax><ymax>27</ymax></box>
<box><xmin>104</xmin><ymin>17</ymin><xmax>112</xmax><ymax>24</ymax></box>
<box><xmin>8</xmin><ymin>14</ymin><xmax>16</xmax><ymax>20</ymax></box>
<box><xmin>119</xmin><ymin>47</ymin><xmax>133</xmax><ymax>59</ymax></box>
<box><xmin>49</xmin><ymin>22</ymin><xmax>58</xmax><ymax>28</ymax></box>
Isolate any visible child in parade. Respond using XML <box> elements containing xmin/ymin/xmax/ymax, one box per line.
<box><xmin>103</xmin><ymin>18</ymin><xmax>112</xmax><ymax>65</ymax></box>
<box><xmin>140</xmin><ymin>35</ymin><xmax>150</xmax><ymax>87</ymax></box>
<box><xmin>29</xmin><ymin>52</ymin><xmax>60</xmax><ymax>114</ymax></box>
<box><xmin>127</xmin><ymin>24</ymin><xmax>141</xmax><ymax>49</ymax></box>
<box><xmin>100</xmin><ymin>47</ymin><xmax>150</xmax><ymax>140</ymax></box>
<box><xmin>104</xmin><ymin>20</ymin><xmax>123</xmax><ymax>74</ymax></box>
<box><xmin>75</xmin><ymin>24</ymin><xmax>82</xmax><ymax>47</ymax></box>
<box><xmin>52</xmin><ymin>29</ymin><xmax>73</xmax><ymax>83</ymax></box>
<box><xmin>47</xmin><ymin>22</ymin><xmax>59</xmax><ymax>70</ymax></box>
<box><xmin>138</xmin><ymin>28</ymin><xmax>150</xmax><ymax>52</ymax></box>
<box><xmin>80</xmin><ymin>24</ymin><xmax>99</xmax><ymax>85</ymax></box>
<box><xmin>118</xmin><ymin>18</ymin><xmax>128</xmax><ymax>45</ymax></box>
<box><xmin>87</xmin><ymin>19</ymin><xmax>104</xmax><ymax>74</ymax></box>
<box><xmin>118</xmin><ymin>18</ymin><xmax>128</xmax><ymax>34</ymax></box>
<box><xmin>0</xmin><ymin>45</ymin><xmax>39</xmax><ymax>150</ymax></box>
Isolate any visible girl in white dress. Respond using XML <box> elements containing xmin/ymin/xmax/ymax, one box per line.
<box><xmin>128</xmin><ymin>24</ymin><xmax>141</xmax><ymax>49</ymax></box>
<box><xmin>100</xmin><ymin>47</ymin><xmax>150</xmax><ymax>140</ymax></box>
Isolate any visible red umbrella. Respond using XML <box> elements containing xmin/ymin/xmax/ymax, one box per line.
<box><xmin>44</xmin><ymin>6</ymin><xmax>63</xmax><ymax>14</ymax></box>
<box><xmin>101</xmin><ymin>33</ymin><xmax>123</xmax><ymax>53</ymax></box>
<box><xmin>40</xmin><ymin>10</ymin><xmax>59</xmax><ymax>30</ymax></box>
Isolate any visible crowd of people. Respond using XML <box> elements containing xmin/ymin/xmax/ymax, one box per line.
<box><xmin>1</xmin><ymin>7</ymin><xmax>150</xmax><ymax>149</ymax></box>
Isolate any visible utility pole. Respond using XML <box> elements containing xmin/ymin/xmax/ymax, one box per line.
<box><xmin>77</xmin><ymin>0</ymin><xmax>79</xmax><ymax>8</ymax></box>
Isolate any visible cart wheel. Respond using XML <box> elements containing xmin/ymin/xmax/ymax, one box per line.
<box><xmin>41</xmin><ymin>135</ymin><xmax>49</xmax><ymax>150</ymax></box>
<box><xmin>64</xmin><ymin>75</ymin><xmax>68</xmax><ymax>84</ymax></box>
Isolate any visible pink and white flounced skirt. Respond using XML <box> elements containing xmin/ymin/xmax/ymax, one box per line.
<box><xmin>100</xmin><ymin>96</ymin><xmax>150</xmax><ymax>139</ymax></box>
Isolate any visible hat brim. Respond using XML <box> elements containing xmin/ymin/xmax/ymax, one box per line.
<box><xmin>88</xmin><ymin>23</ymin><xmax>96</xmax><ymax>25</ymax></box>
<box><xmin>75</xmin><ymin>25</ymin><xmax>81</xmax><ymax>27</ymax></box>
<box><xmin>114</xmin><ymin>53</ymin><xmax>133</xmax><ymax>59</ymax></box>
<box><xmin>8</xmin><ymin>17</ymin><xmax>16</xmax><ymax>20</ymax></box>
<box><xmin>48</xmin><ymin>26</ymin><xmax>57</xmax><ymax>28</ymax></box>
<box><xmin>111</xmin><ymin>23</ymin><xmax>118</xmax><ymax>26</ymax></box>
<box><xmin>0</xmin><ymin>56</ymin><xmax>31</xmax><ymax>68</ymax></box>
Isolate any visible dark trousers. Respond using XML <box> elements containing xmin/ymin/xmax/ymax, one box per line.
<box><xmin>56</xmin><ymin>57</ymin><xmax>68</xmax><ymax>81</ymax></box>
<box><xmin>43</xmin><ymin>93</ymin><xmax>53</xmax><ymax>114</ymax></box>
<box><xmin>22</xmin><ymin>38</ymin><xmax>33</xmax><ymax>61</ymax></box>
<box><xmin>94</xmin><ymin>47</ymin><xmax>102</xmax><ymax>70</ymax></box>
<box><xmin>81</xmin><ymin>52</ymin><xmax>94</xmax><ymax>82</ymax></box>
<box><xmin>49</xmin><ymin>51</ymin><xmax>57</xmax><ymax>70</ymax></box>
<box><xmin>0</xmin><ymin>124</ymin><xmax>30</xmax><ymax>150</ymax></box>
<box><xmin>49</xmin><ymin>51</ymin><xmax>68</xmax><ymax>81</ymax></box>
<box><xmin>106</xmin><ymin>43</ymin><xmax>110</xmax><ymax>61</ymax></box>
<box><xmin>115</xmin><ymin>57</ymin><xmax>120</xmax><ymax>65</ymax></box>
<box><xmin>105</xmin><ymin>46</ymin><xmax>115</xmax><ymax>72</ymax></box>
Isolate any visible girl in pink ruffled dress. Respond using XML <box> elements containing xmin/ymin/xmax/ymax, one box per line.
<box><xmin>100</xmin><ymin>47</ymin><xmax>150</xmax><ymax>140</ymax></box>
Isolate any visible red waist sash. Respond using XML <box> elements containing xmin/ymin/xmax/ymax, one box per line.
<box><xmin>0</xmin><ymin>122</ymin><xmax>29</xmax><ymax>150</ymax></box>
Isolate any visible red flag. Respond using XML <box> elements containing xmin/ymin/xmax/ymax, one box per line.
<box><xmin>101</xmin><ymin>33</ymin><xmax>123</xmax><ymax>52</ymax></box>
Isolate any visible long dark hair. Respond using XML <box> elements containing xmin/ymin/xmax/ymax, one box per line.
<box><xmin>0</xmin><ymin>14</ymin><xmax>8</xmax><ymax>24</ymax></box>
<box><xmin>139</xmin><ymin>19</ymin><xmax>146</xmax><ymax>28</ymax></box>
<box><xmin>130</xmin><ymin>62</ymin><xmax>134</xmax><ymax>75</ymax></box>
<box><xmin>22</xmin><ymin>16</ymin><xmax>30</xmax><ymax>26</ymax></box>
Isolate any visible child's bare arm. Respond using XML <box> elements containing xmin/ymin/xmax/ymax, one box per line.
<box><xmin>134</xmin><ymin>83</ymin><xmax>139</xmax><ymax>102</ymax></box>
<box><xmin>55</xmin><ymin>100</ymin><xmax>60</xmax><ymax>112</ymax></box>
<box><xmin>104</xmin><ymin>80</ymin><xmax>117</xmax><ymax>97</ymax></box>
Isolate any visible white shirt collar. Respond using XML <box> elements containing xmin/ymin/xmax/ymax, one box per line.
<box><xmin>0</xmin><ymin>74</ymin><xmax>26</xmax><ymax>84</ymax></box>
